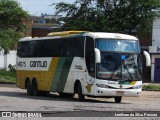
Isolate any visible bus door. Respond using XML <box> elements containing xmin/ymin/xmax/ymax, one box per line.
<box><xmin>84</xmin><ymin>37</ymin><xmax>95</xmax><ymax>95</ymax></box>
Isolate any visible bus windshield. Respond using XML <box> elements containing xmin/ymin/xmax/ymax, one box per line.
<box><xmin>96</xmin><ymin>39</ymin><xmax>141</xmax><ymax>81</ymax></box>
<box><xmin>96</xmin><ymin>39</ymin><xmax>140</xmax><ymax>53</ymax></box>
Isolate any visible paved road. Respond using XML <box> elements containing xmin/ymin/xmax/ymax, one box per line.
<box><xmin>0</xmin><ymin>84</ymin><xmax>160</xmax><ymax>118</ymax></box>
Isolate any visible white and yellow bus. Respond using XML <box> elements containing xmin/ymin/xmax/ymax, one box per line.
<box><xmin>16</xmin><ymin>31</ymin><xmax>151</xmax><ymax>103</ymax></box>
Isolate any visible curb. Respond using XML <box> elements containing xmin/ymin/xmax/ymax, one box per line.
<box><xmin>142</xmin><ymin>89</ymin><xmax>160</xmax><ymax>91</ymax></box>
<box><xmin>0</xmin><ymin>82</ymin><xmax>16</xmax><ymax>84</ymax></box>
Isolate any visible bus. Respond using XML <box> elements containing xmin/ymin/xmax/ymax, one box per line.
<box><xmin>16</xmin><ymin>31</ymin><xmax>151</xmax><ymax>103</ymax></box>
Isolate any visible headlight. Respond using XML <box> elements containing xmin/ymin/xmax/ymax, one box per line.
<box><xmin>132</xmin><ymin>85</ymin><xmax>142</xmax><ymax>89</ymax></box>
<box><xmin>96</xmin><ymin>83</ymin><xmax>108</xmax><ymax>88</ymax></box>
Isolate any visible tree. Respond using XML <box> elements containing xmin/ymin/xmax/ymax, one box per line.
<box><xmin>0</xmin><ymin>0</ymin><xmax>28</xmax><ymax>52</ymax></box>
<box><xmin>0</xmin><ymin>29</ymin><xmax>20</xmax><ymax>52</ymax></box>
<box><xmin>0</xmin><ymin>0</ymin><xmax>28</xmax><ymax>32</ymax></box>
<box><xmin>53</xmin><ymin>0</ymin><xmax>160</xmax><ymax>35</ymax></box>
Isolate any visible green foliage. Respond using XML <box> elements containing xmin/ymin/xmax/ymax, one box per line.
<box><xmin>0</xmin><ymin>69</ymin><xmax>16</xmax><ymax>83</ymax></box>
<box><xmin>8</xmin><ymin>64</ymin><xmax>16</xmax><ymax>72</ymax></box>
<box><xmin>0</xmin><ymin>0</ymin><xmax>28</xmax><ymax>32</ymax></box>
<box><xmin>45</xmin><ymin>18</ymin><xmax>51</xmax><ymax>23</ymax></box>
<box><xmin>53</xmin><ymin>0</ymin><xmax>160</xmax><ymax>36</ymax></box>
<box><xmin>143</xmin><ymin>84</ymin><xmax>160</xmax><ymax>91</ymax></box>
<box><xmin>0</xmin><ymin>29</ymin><xmax>20</xmax><ymax>52</ymax></box>
<box><xmin>0</xmin><ymin>0</ymin><xmax>28</xmax><ymax>51</ymax></box>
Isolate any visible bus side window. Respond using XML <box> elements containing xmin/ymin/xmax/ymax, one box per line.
<box><xmin>66</xmin><ymin>38</ymin><xmax>74</xmax><ymax>57</ymax></box>
<box><xmin>17</xmin><ymin>42</ymin><xmax>29</xmax><ymax>57</ymax></box>
<box><xmin>27</xmin><ymin>41</ymin><xmax>37</xmax><ymax>57</ymax></box>
<box><xmin>74</xmin><ymin>37</ymin><xmax>84</xmax><ymax>58</ymax></box>
<box><xmin>48</xmin><ymin>39</ymin><xmax>66</xmax><ymax>57</ymax></box>
<box><xmin>85</xmin><ymin>37</ymin><xmax>95</xmax><ymax>77</ymax></box>
<box><xmin>17</xmin><ymin>42</ymin><xmax>23</xmax><ymax>57</ymax></box>
<box><xmin>33</xmin><ymin>41</ymin><xmax>44</xmax><ymax>57</ymax></box>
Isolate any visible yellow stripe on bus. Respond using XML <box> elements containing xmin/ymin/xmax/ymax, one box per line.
<box><xmin>48</xmin><ymin>57</ymin><xmax>59</xmax><ymax>89</ymax></box>
<box><xmin>130</xmin><ymin>81</ymin><xmax>136</xmax><ymax>85</ymax></box>
<box><xmin>48</xmin><ymin>57</ymin><xmax>59</xmax><ymax>72</ymax></box>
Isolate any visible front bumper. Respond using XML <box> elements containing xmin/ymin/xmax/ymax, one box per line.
<box><xmin>95</xmin><ymin>88</ymin><xmax>141</xmax><ymax>97</ymax></box>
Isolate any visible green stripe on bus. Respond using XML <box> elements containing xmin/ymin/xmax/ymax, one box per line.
<box><xmin>118</xmin><ymin>81</ymin><xmax>136</xmax><ymax>85</ymax></box>
<box><xmin>51</xmin><ymin>57</ymin><xmax>66</xmax><ymax>91</ymax></box>
<box><xmin>56</xmin><ymin>57</ymin><xmax>74</xmax><ymax>92</ymax></box>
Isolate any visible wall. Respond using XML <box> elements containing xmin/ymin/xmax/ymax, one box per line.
<box><xmin>149</xmin><ymin>47</ymin><xmax>160</xmax><ymax>82</ymax></box>
<box><xmin>150</xmin><ymin>18</ymin><xmax>160</xmax><ymax>82</ymax></box>
<box><xmin>0</xmin><ymin>48</ymin><xmax>5</xmax><ymax>68</ymax></box>
<box><xmin>150</xmin><ymin>54</ymin><xmax>160</xmax><ymax>82</ymax></box>
<box><xmin>152</xmin><ymin>18</ymin><xmax>160</xmax><ymax>46</ymax></box>
<box><xmin>0</xmin><ymin>49</ymin><xmax>17</xmax><ymax>71</ymax></box>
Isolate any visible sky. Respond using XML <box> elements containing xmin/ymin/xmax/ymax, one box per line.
<box><xmin>15</xmin><ymin>0</ymin><xmax>75</xmax><ymax>16</ymax></box>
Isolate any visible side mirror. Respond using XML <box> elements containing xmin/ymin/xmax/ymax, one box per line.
<box><xmin>143</xmin><ymin>51</ymin><xmax>151</xmax><ymax>66</ymax></box>
<box><xmin>94</xmin><ymin>48</ymin><xmax>101</xmax><ymax>63</ymax></box>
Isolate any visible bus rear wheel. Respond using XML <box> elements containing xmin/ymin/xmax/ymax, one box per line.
<box><xmin>59</xmin><ymin>93</ymin><xmax>74</xmax><ymax>98</ymax></box>
<box><xmin>32</xmin><ymin>80</ymin><xmax>39</xmax><ymax>96</ymax></box>
<box><xmin>39</xmin><ymin>91</ymin><xmax>49</xmax><ymax>96</ymax></box>
<box><xmin>114</xmin><ymin>96</ymin><xmax>122</xmax><ymax>103</ymax></box>
<box><xmin>26</xmin><ymin>80</ymin><xmax>32</xmax><ymax>95</ymax></box>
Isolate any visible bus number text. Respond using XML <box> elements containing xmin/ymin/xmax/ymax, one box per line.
<box><xmin>17</xmin><ymin>61</ymin><xmax>26</xmax><ymax>67</ymax></box>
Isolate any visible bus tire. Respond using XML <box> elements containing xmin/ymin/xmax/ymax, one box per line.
<box><xmin>39</xmin><ymin>91</ymin><xmax>49</xmax><ymax>96</ymax></box>
<box><xmin>32</xmin><ymin>79</ymin><xmax>39</xmax><ymax>96</ymax></box>
<box><xmin>114</xmin><ymin>96</ymin><xmax>122</xmax><ymax>103</ymax></box>
<box><xmin>59</xmin><ymin>93</ymin><xmax>74</xmax><ymax>98</ymax></box>
<box><xmin>67</xmin><ymin>93</ymin><xmax>75</xmax><ymax>98</ymax></box>
<box><xmin>26</xmin><ymin>80</ymin><xmax>32</xmax><ymax>95</ymax></box>
<box><xmin>77</xmin><ymin>83</ymin><xmax>84</xmax><ymax>101</ymax></box>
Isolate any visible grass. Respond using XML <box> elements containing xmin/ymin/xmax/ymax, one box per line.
<box><xmin>0</xmin><ymin>69</ymin><xmax>16</xmax><ymax>83</ymax></box>
<box><xmin>143</xmin><ymin>84</ymin><xmax>160</xmax><ymax>91</ymax></box>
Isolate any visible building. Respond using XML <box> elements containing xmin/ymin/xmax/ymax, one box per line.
<box><xmin>32</xmin><ymin>23</ymin><xmax>61</xmax><ymax>37</ymax></box>
<box><xmin>27</xmin><ymin>14</ymin><xmax>63</xmax><ymax>37</ymax></box>
<box><xmin>149</xmin><ymin>17</ymin><xmax>160</xmax><ymax>83</ymax></box>
<box><xmin>42</xmin><ymin>14</ymin><xmax>62</xmax><ymax>21</ymax></box>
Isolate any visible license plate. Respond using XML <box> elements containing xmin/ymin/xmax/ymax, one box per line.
<box><xmin>116</xmin><ymin>91</ymin><xmax>124</xmax><ymax>95</ymax></box>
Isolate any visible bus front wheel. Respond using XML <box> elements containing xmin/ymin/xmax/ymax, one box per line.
<box><xmin>77</xmin><ymin>83</ymin><xmax>84</xmax><ymax>101</ymax></box>
<box><xmin>114</xmin><ymin>96</ymin><xmax>122</xmax><ymax>103</ymax></box>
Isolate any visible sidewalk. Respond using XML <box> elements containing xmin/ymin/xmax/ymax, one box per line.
<box><xmin>143</xmin><ymin>82</ymin><xmax>160</xmax><ymax>85</ymax></box>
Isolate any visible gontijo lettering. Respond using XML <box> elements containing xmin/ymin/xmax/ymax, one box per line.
<box><xmin>30</xmin><ymin>61</ymin><xmax>47</xmax><ymax>67</ymax></box>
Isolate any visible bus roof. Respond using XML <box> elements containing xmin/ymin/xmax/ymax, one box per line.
<box><xmin>84</xmin><ymin>32</ymin><xmax>138</xmax><ymax>40</ymax></box>
<box><xmin>19</xmin><ymin>31</ymin><xmax>138</xmax><ymax>42</ymax></box>
<box><xmin>47</xmin><ymin>31</ymin><xmax>87</xmax><ymax>36</ymax></box>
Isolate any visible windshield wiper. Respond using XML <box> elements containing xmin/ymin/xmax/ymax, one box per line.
<box><xmin>124</xmin><ymin>66</ymin><xmax>133</xmax><ymax>80</ymax></box>
<box><xmin>123</xmin><ymin>56</ymin><xmax>136</xmax><ymax>81</ymax></box>
<box><xmin>124</xmin><ymin>57</ymin><xmax>136</xmax><ymax>67</ymax></box>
